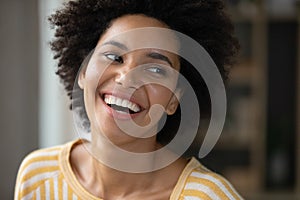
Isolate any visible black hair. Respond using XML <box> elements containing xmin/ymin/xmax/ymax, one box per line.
<box><xmin>49</xmin><ymin>0</ymin><xmax>239</xmax><ymax>146</ymax></box>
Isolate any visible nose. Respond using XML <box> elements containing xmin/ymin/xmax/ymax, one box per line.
<box><xmin>114</xmin><ymin>63</ymin><xmax>141</xmax><ymax>89</ymax></box>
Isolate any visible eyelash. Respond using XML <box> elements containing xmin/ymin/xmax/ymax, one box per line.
<box><xmin>145</xmin><ymin>65</ymin><xmax>166</xmax><ymax>75</ymax></box>
<box><xmin>103</xmin><ymin>53</ymin><xmax>167</xmax><ymax>75</ymax></box>
<box><xmin>104</xmin><ymin>53</ymin><xmax>123</xmax><ymax>63</ymax></box>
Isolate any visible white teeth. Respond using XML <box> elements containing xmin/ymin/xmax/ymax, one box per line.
<box><xmin>104</xmin><ymin>96</ymin><xmax>111</xmax><ymax>105</ymax></box>
<box><xmin>104</xmin><ymin>95</ymin><xmax>141</xmax><ymax>113</ymax></box>
<box><xmin>116</xmin><ymin>98</ymin><xmax>122</xmax><ymax>106</ymax></box>
<box><xmin>121</xmin><ymin>100</ymin><xmax>128</xmax><ymax>108</ymax></box>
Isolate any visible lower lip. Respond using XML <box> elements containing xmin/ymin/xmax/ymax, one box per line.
<box><xmin>100</xmin><ymin>96</ymin><xmax>142</xmax><ymax>120</ymax></box>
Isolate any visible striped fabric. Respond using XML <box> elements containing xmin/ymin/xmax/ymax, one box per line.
<box><xmin>14</xmin><ymin>140</ymin><xmax>243</xmax><ymax>200</ymax></box>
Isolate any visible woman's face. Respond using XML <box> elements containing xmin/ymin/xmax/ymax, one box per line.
<box><xmin>79</xmin><ymin>14</ymin><xmax>181</xmax><ymax>146</ymax></box>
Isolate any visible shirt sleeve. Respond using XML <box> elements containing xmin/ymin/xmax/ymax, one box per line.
<box><xmin>182</xmin><ymin>167</ymin><xmax>244</xmax><ymax>200</ymax></box>
<box><xmin>14</xmin><ymin>147</ymin><xmax>61</xmax><ymax>200</ymax></box>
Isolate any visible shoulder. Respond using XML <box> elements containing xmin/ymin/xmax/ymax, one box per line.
<box><xmin>14</xmin><ymin>141</ymin><xmax>75</xmax><ymax>200</ymax></box>
<box><xmin>181</xmin><ymin>158</ymin><xmax>244</xmax><ymax>200</ymax></box>
<box><xmin>16</xmin><ymin>144</ymin><xmax>63</xmax><ymax>181</ymax></box>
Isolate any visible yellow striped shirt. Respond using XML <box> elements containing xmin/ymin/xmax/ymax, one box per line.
<box><xmin>14</xmin><ymin>140</ymin><xmax>243</xmax><ymax>200</ymax></box>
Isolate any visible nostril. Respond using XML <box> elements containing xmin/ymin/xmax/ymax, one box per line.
<box><xmin>114</xmin><ymin>73</ymin><xmax>126</xmax><ymax>85</ymax></box>
<box><xmin>114</xmin><ymin>73</ymin><xmax>139</xmax><ymax>89</ymax></box>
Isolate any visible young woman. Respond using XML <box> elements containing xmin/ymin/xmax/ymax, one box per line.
<box><xmin>15</xmin><ymin>0</ymin><xmax>242</xmax><ymax>199</ymax></box>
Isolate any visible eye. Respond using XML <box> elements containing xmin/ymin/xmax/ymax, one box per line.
<box><xmin>104</xmin><ymin>53</ymin><xmax>123</xmax><ymax>63</ymax></box>
<box><xmin>145</xmin><ymin>65</ymin><xmax>166</xmax><ymax>76</ymax></box>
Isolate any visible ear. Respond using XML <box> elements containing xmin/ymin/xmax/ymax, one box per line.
<box><xmin>78</xmin><ymin>67</ymin><xmax>86</xmax><ymax>89</ymax></box>
<box><xmin>78</xmin><ymin>49</ymin><xmax>94</xmax><ymax>89</ymax></box>
<box><xmin>166</xmin><ymin>88</ymin><xmax>183</xmax><ymax>115</ymax></box>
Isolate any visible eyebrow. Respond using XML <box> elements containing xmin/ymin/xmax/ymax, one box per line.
<box><xmin>102</xmin><ymin>40</ymin><xmax>128</xmax><ymax>51</ymax></box>
<box><xmin>147</xmin><ymin>52</ymin><xmax>173</xmax><ymax>67</ymax></box>
<box><xmin>101</xmin><ymin>40</ymin><xmax>173</xmax><ymax>67</ymax></box>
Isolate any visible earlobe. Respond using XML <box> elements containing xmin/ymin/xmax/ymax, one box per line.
<box><xmin>166</xmin><ymin>99</ymin><xmax>178</xmax><ymax>115</ymax></box>
<box><xmin>78</xmin><ymin>49</ymin><xmax>94</xmax><ymax>89</ymax></box>
<box><xmin>166</xmin><ymin>88</ymin><xmax>183</xmax><ymax>115</ymax></box>
<box><xmin>78</xmin><ymin>70</ymin><xmax>85</xmax><ymax>89</ymax></box>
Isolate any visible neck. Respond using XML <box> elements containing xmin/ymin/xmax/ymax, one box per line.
<box><xmin>71</xmin><ymin>138</ymin><xmax>188</xmax><ymax>199</ymax></box>
<box><xmin>92</xmin><ymin>158</ymin><xmax>159</xmax><ymax>198</ymax></box>
<box><xmin>91</xmin><ymin>125</ymin><xmax>163</xmax><ymax>171</ymax></box>
<box><xmin>89</xmin><ymin>129</ymin><xmax>163</xmax><ymax>198</ymax></box>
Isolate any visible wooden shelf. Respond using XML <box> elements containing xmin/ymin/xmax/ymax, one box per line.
<box><xmin>213</xmin><ymin>0</ymin><xmax>300</xmax><ymax>195</ymax></box>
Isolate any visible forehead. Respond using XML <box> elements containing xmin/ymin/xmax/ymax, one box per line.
<box><xmin>96</xmin><ymin>14</ymin><xmax>180</xmax><ymax>54</ymax></box>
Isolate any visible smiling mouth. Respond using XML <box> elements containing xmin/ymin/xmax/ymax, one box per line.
<box><xmin>103</xmin><ymin>94</ymin><xmax>142</xmax><ymax>114</ymax></box>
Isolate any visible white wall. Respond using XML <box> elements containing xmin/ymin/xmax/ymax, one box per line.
<box><xmin>38</xmin><ymin>0</ymin><xmax>75</xmax><ymax>147</ymax></box>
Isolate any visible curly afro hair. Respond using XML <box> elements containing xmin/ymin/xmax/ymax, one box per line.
<box><xmin>49</xmin><ymin>0</ymin><xmax>239</xmax><ymax>146</ymax></box>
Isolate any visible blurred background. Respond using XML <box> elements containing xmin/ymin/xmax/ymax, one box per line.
<box><xmin>0</xmin><ymin>0</ymin><xmax>299</xmax><ymax>199</ymax></box>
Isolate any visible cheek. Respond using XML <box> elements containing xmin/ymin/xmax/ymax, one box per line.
<box><xmin>81</xmin><ymin>65</ymin><xmax>105</xmax><ymax>116</ymax></box>
<box><xmin>84</xmin><ymin>61</ymin><xmax>112</xmax><ymax>91</ymax></box>
<box><xmin>147</xmin><ymin>85</ymin><xmax>173</xmax><ymax>107</ymax></box>
<box><xmin>84</xmin><ymin>68</ymin><xmax>101</xmax><ymax>90</ymax></box>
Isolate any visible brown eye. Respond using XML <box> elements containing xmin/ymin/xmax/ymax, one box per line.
<box><xmin>104</xmin><ymin>53</ymin><xmax>123</xmax><ymax>63</ymax></box>
<box><xmin>145</xmin><ymin>64</ymin><xmax>167</xmax><ymax>76</ymax></box>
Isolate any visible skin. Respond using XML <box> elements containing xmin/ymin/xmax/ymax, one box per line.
<box><xmin>71</xmin><ymin>14</ymin><xmax>188</xmax><ymax>200</ymax></box>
